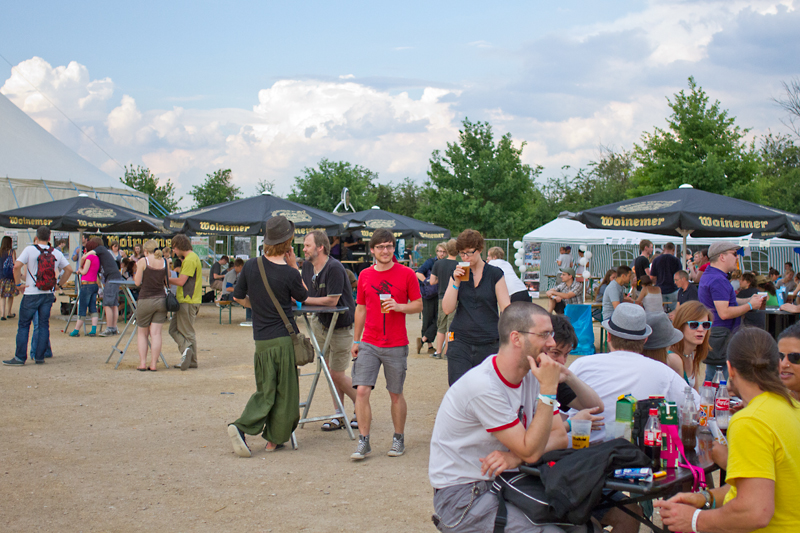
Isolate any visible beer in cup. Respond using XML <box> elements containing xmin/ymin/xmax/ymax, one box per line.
<box><xmin>571</xmin><ymin>419</ymin><xmax>591</xmax><ymax>449</ymax></box>
<box><xmin>757</xmin><ymin>291</ymin><xmax>768</xmax><ymax>310</ymax></box>
<box><xmin>458</xmin><ymin>261</ymin><xmax>471</xmax><ymax>282</ymax></box>
<box><xmin>380</xmin><ymin>294</ymin><xmax>392</xmax><ymax>313</ymax></box>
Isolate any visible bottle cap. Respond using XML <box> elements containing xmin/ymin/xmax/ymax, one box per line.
<box><xmin>703</xmin><ymin>381</ymin><xmax>712</xmax><ymax>386</ymax></box>
<box><xmin>649</xmin><ymin>408</ymin><xmax>658</xmax><ymax>415</ymax></box>
<box><xmin>720</xmin><ymin>380</ymin><xmax>727</xmax><ymax>385</ymax></box>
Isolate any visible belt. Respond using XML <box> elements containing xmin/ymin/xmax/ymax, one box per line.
<box><xmin>81</xmin><ymin>281</ymin><xmax>97</xmax><ymax>285</ymax></box>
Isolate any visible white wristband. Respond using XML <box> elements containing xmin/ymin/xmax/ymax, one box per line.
<box><xmin>537</xmin><ymin>394</ymin><xmax>560</xmax><ymax>410</ymax></box>
<box><xmin>692</xmin><ymin>509</ymin><xmax>702</xmax><ymax>533</ymax></box>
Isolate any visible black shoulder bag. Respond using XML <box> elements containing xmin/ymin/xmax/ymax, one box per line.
<box><xmin>164</xmin><ymin>259</ymin><xmax>180</xmax><ymax>312</ymax></box>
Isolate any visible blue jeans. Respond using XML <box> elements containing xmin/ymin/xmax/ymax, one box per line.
<box><xmin>15</xmin><ymin>293</ymin><xmax>55</xmax><ymax>362</ymax></box>
<box><xmin>704</xmin><ymin>363</ymin><xmax>729</xmax><ymax>383</ymax></box>
<box><xmin>78</xmin><ymin>283</ymin><xmax>98</xmax><ymax>317</ymax></box>
<box><xmin>30</xmin><ymin>310</ymin><xmax>53</xmax><ymax>359</ymax></box>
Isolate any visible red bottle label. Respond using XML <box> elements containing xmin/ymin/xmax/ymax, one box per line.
<box><xmin>715</xmin><ymin>398</ymin><xmax>730</xmax><ymax>411</ymax></box>
<box><xmin>645</xmin><ymin>429</ymin><xmax>660</xmax><ymax>446</ymax></box>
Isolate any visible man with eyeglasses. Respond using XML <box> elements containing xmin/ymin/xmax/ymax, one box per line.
<box><xmin>429</xmin><ymin>302</ymin><xmax>581</xmax><ymax>533</ymax></box>
<box><xmin>301</xmin><ymin>231</ymin><xmax>357</xmax><ymax>432</ymax></box>
<box><xmin>698</xmin><ymin>242</ymin><xmax>765</xmax><ymax>381</ymax></box>
<box><xmin>350</xmin><ymin>228</ymin><xmax>422</xmax><ymax>460</ymax></box>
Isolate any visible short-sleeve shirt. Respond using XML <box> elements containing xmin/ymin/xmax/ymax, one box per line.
<box><xmin>17</xmin><ymin>244</ymin><xmax>70</xmax><ymax>296</ymax></box>
<box><xmin>677</xmin><ymin>284</ymin><xmax>699</xmax><ymax>305</ymax></box>
<box><xmin>233</xmin><ymin>256</ymin><xmax>308</xmax><ymax>341</ymax></box>
<box><xmin>429</xmin><ymin>355</ymin><xmax>547</xmax><ymax>489</ymax></box>
<box><xmin>94</xmin><ymin>246</ymin><xmax>123</xmax><ymax>281</ymax></box>
<box><xmin>723</xmin><ymin>392</ymin><xmax>800</xmax><ymax>532</ymax></box>
<box><xmin>557</xmin><ymin>253</ymin><xmax>573</xmax><ymax>269</ymax></box>
<box><xmin>557</xmin><ymin>382</ymin><xmax>578</xmax><ymax>414</ymax></box>
<box><xmin>633</xmin><ymin>255</ymin><xmax>650</xmax><ymax>287</ymax></box>
<box><xmin>602</xmin><ymin>280</ymin><xmax>625</xmax><ymax>321</ymax></box>
<box><xmin>698</xmin><ymin>265</ymin><xmax>739</xmax><ymax>330</ymax></box>
<box><xmin>555</xmin><ymin>279</ymin><xmax>583</xmax><ymax>305</ymax></box>
<box><xmin>222</xmin><ymin>268</ymin><xmax>238</xmax><ymax>291</ymax></box>
<box><xmin>488</xmin><ymin>259</ymin><xmax>528</xmax><ymax>296</ymax></box>
<box><xmin>416</xmin><ymin>257</ymin><xmax>436</xmax><ymax>278</ymax></box>
<box><xmin>431</xmin><ymin>258</ymin><xmax>458</xmax><ymax>299</ymax></box>
<box><xmin>176</xmin><ymin>251</ymin><xmax>203</xmax><ymax>304</ymax></box>
<box><xmin>210</xmin><ymin>261</ymin><xmax>223</xmax><ymax>281</ymax></box>
<box><xmin>356</xmin><ymin>263</ymin><xmax>421</xmax><ymax>348</ymax></box>
<box><xmin>450</xmin><ymin>263</ymin><xmax>505</xmax><ymax>344</ymax></box>
<box><xmin>301</xmin><ymin>257</ymin><xmax>355</xmax><ymax>329</ymax></box>
<box><xmin>650</xmin><ymin>253</ymin><xmax>681</xmax><ymax>294</ymax></box>
<box><xmin>82</xmin><ymin>254</ymin><xmax>100</xmax><ymax>283</ymax></box>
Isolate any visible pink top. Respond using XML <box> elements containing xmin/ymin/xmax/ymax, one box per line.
<box><xmin>82</xmin><ymin>254</ymin><xmax>101</xmax><ymax>283</ymax></box>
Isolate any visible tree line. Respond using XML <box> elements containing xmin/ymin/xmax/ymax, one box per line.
<box><xmin>122</xmin><ymin>76</ymin><xmax>800</xmax><ymax>239</ymax></box>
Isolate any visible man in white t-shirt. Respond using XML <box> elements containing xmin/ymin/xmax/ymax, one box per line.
<box><xmin>4</xmin><ymin>226</ymin><xmax>72</xmax><ymax>366</ymax></box>
<box><xmin>487</xmin><ymin>246</ymin><xmax>531</xmax><ymax>303</ymax></box>
<box><xmin>430</xmin><ymin>302</ymin><xmax>584</xmax><ymax>533</ymax></box>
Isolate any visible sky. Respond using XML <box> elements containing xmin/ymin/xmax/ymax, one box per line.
<box><xmin>1</xmin><ymin>0</ymin><xmax>798</xmax><ymax>209</ymax></box>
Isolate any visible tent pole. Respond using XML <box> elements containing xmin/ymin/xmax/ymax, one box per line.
<box><xmin>677</xmin><ymin>228</ymin><xmax>693</xmax><ymax>269</ymax></box>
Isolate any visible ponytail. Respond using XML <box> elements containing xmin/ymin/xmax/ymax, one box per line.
<box><xmin>728</xmin><ymin>328</ymin><xmax>797</xmax><ymax>407</ymax></box>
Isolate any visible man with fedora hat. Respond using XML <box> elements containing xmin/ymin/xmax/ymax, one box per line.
<box><xmin>698</xmin><ymin>241</ymin><xmax>765</xmax><ymax>382</ymax></box>
<box><xmin>568</xmin><ymin>303</ymin><xmax>699</xmax><ymax>443</ymax></box>
<box><xmin>545</xmin><ymin>267</ymin><xmax>583</xmax><ymax>314</ymax></box>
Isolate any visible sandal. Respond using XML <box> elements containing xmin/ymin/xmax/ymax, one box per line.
<box><xmin>7</xmin><ymin>314</ymin><xmax>15</xmax><ymax>319</ymax></box>
<box><xmin>321</xmin><ymin>418</ymin><xmax>344</xmax><ymax>431</ymax></box>
<box><xmin>265</xmin><ymin>443</ymin><xmax>285</xmax><ymax>452</ymax></box>
<box><xmin>350</xmin><ymin>416</ymin><xmax>358</xmax><ymax>430</ymax></box>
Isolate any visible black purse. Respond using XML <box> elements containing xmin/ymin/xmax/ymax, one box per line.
<box><xmin>164</xmin><ymin>260</ymin><xmax>180</xmax><ymax>312</ymax></box>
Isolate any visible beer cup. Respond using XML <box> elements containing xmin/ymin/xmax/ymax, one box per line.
<box><xmin>571</xmin><ymin>419</ymin><xmax>591</xmax><ymax>449</ymax></box>
<box><xmin>458</xmin><ymin>262</ymin><xmax>470</xmax><ymax>282</ymax></box>
<box><xmin>380</xmin><ymin>294</ymin><xmax>391</xmax><ymax>313</ymax></box>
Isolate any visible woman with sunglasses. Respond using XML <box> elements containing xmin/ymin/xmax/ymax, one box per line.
<box><xmin>668</xmin><ymin>301</ymin><xmax>712</xmax><ymax>391</ymax></box>
<box><xmin>442</xmin><ymin>229</ymin><xmax>510</xmax><ymax>385</ymax></box>
<box><xmin>656</xmin><ymin>327</ymin><xmax>800</xmax><ymax>533</ymax></box>
<box><xmin>777</xmin><ymin>323</ymin><xmax>800</xmax><ymax>401</ymax></box>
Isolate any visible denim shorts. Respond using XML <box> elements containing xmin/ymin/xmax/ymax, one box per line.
<box><xmin>78</xmin><ymin>283</ymin><xmax>99</xmax><ymax>317</ymax></box>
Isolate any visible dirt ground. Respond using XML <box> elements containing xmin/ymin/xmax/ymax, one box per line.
<box><xmin>1</xmin><ymin>297</ymin><xmax>653</xmax><ymax>533</ymax></box>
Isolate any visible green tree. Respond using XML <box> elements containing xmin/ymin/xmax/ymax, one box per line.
<box><xmin>417</xmin><ymin>118</ymin><xmax>544</xmax><ymax>237</ymax></box>
<box><xmin>757</xmin><ymin>133</ymin><xmax>800</xmax><ymax>212</ymax></box>
<box><xmin>188</xmin><ymin>169</ymin><xmax>241</xmax><ymax>208</ymax></box>
<box><xmin>288</xmin><ymin>159</ymin><xmax>378</xmax><ymax>212</ymax></box>
<box><xmin>119</xmin><ymin>165</ymin><xmax>181</xmax><ymax>214</ymax></box>
<box><xmin>392</xmin><ymin>177</ymin><xmax>425</xmax><ymax>218</ymax></box>
<box><xmin>256</xmin><ymin>178</ymin><xmax>276</xmax><ymax>195</ymax></box>
<box><xmin>630</xmin><ymin>77</ymin><xmax>760</xmax><ymax>201</ymax></box>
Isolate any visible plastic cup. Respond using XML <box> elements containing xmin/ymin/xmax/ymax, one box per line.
<box><xmin>380</xmin><ymin>294</ymin><xmax>391</xmax><ymax>313</ymax></box>
<box><xmin>606</xmin><ymin>420</ymin><xmax>626</xmax><ymax>440</ymax></box>
<box><xmin>458</xmin><ymin>262</ymin><xmax>470</xmax><ymax>282</ymax></box>
<box><xmin>296</xmin><ymin>301</ymin><xmax>302</xmax><ymax>309</ymax></box>
<box><xmin>571</xmin><ymin>419</ymin><xmax>592</xmax><ymax>449</ymax></box>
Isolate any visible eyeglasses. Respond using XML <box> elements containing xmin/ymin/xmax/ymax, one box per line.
<box><xmin>780</xmin><ymin>352</ymin><xmax>800</xmax><ymax>364</ymax></box>
<box><xmin>686</xmin><ymin>321</ymin><xmax>712</xmax><ymax>330</ymax></box>
<box><xmin>373</xmin><ymin>244</ymin><xmax>395</xmax><ymax>252</ymax></box>
<box><xmin>459</xmin><ymin>249</ymin><xmax>478</xmax><ymax>257</ymax></box>
<box><xmin>518</xmin><ymin>330</ymin><xmax>555</xmax><ymax>339</ymax></box>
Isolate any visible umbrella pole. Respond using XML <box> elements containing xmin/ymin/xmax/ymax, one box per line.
<box><xmin>677</xmin><ymin>229</ymin><xmax>693</xmax><ymax>270</ymax></box>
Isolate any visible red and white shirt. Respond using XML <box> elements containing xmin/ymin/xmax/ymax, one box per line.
<box><xmin>429</xmin><ymin>355</ymin><xmax>555</xmax><ymax>489</ymax></box>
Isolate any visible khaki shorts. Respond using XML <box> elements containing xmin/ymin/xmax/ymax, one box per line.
<box><xmin>437</xmin><ymin>298</ymin><xmax>455</xmax><ymax>334</ymax></box>
<box><xmin>310</xmin><ymin>315</ymin><xmax>354</xmax><ymax>373</ymax></box>
<box><xmin>137</xmin><ymin>297</ymin><xmax>168</xmax><ymax>328</ymax></box>
<box><xmin>352</xmin><ymin>342</ymin><xmax>408</xmax><ymax>394</ymax></box>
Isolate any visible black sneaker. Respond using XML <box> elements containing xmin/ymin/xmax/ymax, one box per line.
<box><xmin>3</xmin><ymin>358</ymin><xmax>25</xmax><ymax>366</ymax></box>
<box><xmin>34</xmin><ymin>359</ymin><xmax>45</xmax><ymax>365</ymax></box>
<box><xmin>227</xmin><ymin>424</ymin><xmax>251</xmax><ymax>458</ymax></box>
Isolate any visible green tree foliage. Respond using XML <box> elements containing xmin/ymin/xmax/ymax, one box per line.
<box><xmin>630</xmin><ymin>77</ymin><xmax>760</xmax><ymax>201</ymax></box>
<box><xmin>417</xmin><ymin>119</ymin><xmax>544</xmax><ymax>237</ymax></box>
<box><xmin>188</xmin><ymin>169</ymin><xmax>242</xmax><ymax>208</ymax></box>
<box><xmin>757</xmin><ymin>133</ymin><xmax>800</xmax><ymax>212</ymax></box>
<box><xmin>288</xmin><ymin>159</ymin><xmax>378</xmax><ymax>212</ymax></box>
<box><xmin>119</xmin><ymin>165</ymin><xmax>181</xmax><ymax>214</ymax></box>
<box><xmin>256</xmin><ymin>178</ymin><xmax>276</xmax><ymax>195</ymax></box>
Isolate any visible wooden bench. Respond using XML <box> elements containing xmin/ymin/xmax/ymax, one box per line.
<box><xmin>218</xmin><ymin>300</ymin><xmax>242</xmax><ymax>324</ymax></box>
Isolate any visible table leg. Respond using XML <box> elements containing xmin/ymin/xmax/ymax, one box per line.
<box><xmin>105</xmin><ymin>286</ymin><xmax>167</xmax><ymax>369</ymax></box>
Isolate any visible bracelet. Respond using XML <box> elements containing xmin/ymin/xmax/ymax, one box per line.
<box><xmin>452</xmin><ymin>284</ymin><xmax>459</xmax><ymax>290</ymax></box>
<box><xmin>353</xmin><ymin>341</ymin><xmax>360</xmax><ymax>345</ymax></box>
<box><xmin>692</xmin><ymin>509</ymin><xmax>702</xmax><ymax>533</ymax></box>
<box><xmin>567</xmin><ymin>419</ymin><xmax>572</xmax><ymax>432</ymax></box>
<box><xmin>748</xmin><ymin>302</ymin><xmax>753</xmax><ymax>310</ymax></box>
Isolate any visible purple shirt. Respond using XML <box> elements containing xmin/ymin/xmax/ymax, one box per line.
<box><xmin>698</xmin><ymin>265</ymin><xmax>739</xmax><ymax>331</ymax></box>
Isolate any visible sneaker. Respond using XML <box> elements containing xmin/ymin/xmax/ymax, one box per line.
<box><xmin>430</xmin><ymin>352</ymin><xmax>442</xmax><ymax>359</ymax></box>
<box><xmin>34</xmin><ymin>359</ymin><xmax>45</xmax><ymax>365</ymax></box>
<box><xmin>99</xmin><ymin>329</ymin><xmax>116</xmax><ymax>337</ymax></box>
<box><xmin>227</xmin><ymin>424</ymin><xmax>251</xmax><ymax>458</ymax></box>
<box><xmin>239</xmin><ymin>321</ymin><xmax>252</xmax><ymax>327</ymax></box>
<box><xmin>3</xmin><ymin>357</ymin><xmax>25</xmax><ymax>366</ymax></box>
<box><xmin>350</xmin><ymin>436</ymin><xmax>371</xmax><ymax>461</ymax></box>
<box><xmin>387</xmin><ymin>434</ymin><xmax>405</xmax><ymax>457</ymax></box>
<box><xmin>69</xmin><ymin>330</ymin><xmax>80</xmax><ymax>337</ymax></box>
<box><xmin>179</xmin><ymin>348</ymin><xmax>191</xmax><ymax>371</ymax></box>
<box><xmin>415</xmin><ymin>337</ymin><xmax>423</xmax><ymax>354</ymax></box>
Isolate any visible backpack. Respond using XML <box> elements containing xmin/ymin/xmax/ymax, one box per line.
<box><xmin>419</xmin><ymin>276</ymin><xmax>438</xmax><ymax>300</ymax></box>
<box><xmin>2</xmin><ymin>255</ymin><xmax>13</xmax><ymax>279</ymax></box>
<box><xmin>632</xmin><ymin>397</ymin><xmax>665</xmax><ymax>450</ymax></box>
<box><xmin>33</xmin><ymin>245</ymin><xmax>57</xmax><ymax>291</ymax></box>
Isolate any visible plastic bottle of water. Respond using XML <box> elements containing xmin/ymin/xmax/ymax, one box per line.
<box><xmin>715</xmin><ymin>380</ymin><xmax>731</xmax><ymax>431</ymax></box>
<box><xmin>699</xmin><ymin>381</ymin><xmax>715</xmax><ymax>431</ymax></box>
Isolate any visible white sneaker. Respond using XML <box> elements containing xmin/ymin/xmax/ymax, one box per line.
<box><xmin>227</xmin><ymin>425</ymin><xmax>251</xmax><ymax>458</ymax></box>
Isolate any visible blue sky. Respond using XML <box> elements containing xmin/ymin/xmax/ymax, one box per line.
<box><xmin>2</xmin><ymin>1</ymin><xmax>798</xmax><ymax>207</ymax></box>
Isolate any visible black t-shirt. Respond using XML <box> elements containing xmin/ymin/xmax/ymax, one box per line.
<box><xmin>650</xmin><ymin>253</ymin><xmax>681</xmax><ymax>293</ymax></box>
<box><xmin>95</xmin><ymin>246</ymin><xmax>123</xmax><ymax>281</ymax></box>
<box><xmin>633</xmin><ymin>255</ymin><xmax>650</xmax><ymax>288</ymax></box>
<box><xmin>301</xmin><ymin>257</ymin><xmax>355</xmax><ymax>329</ymax></box>
<box><xmin>450</xmin><ymin>263</ymin><xmax>505</xmax><ymax>344</ymax></box>
<box><xmin>677</xmin><ymin>283</ymin><xmax>699</xmax><ymax>304</ymax></box>
<box><xmin>557</xmin><ymin>382</ymin><xmax>578</xmax><ymax>414</ymax></box>
<box><xmin>210</xmin><ymin>261</ymin><xmax>223</xmax><ymax>281</ymax></box>
<box><xmin>233</xmin><ymin>257</ymin><xmax>308</xmax><ymax>341</ymax></box>
<box><xmin>431</xmin><ymin>258</ymin><xmax>458</xmax><ymax>299</ymax></box>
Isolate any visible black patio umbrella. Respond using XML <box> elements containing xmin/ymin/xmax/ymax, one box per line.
<box><xmin>0</xmin><ymin>194</ymin><xmax>163</xmax><ymax>233</ymax></box>
<box><xmin>564</xmin><ymin>185</ymin><xmax>800</xmax><ymax>267</ymax></box>
<box><xmin>349</xmin><ymin>208</ymin><xmax>451</xmax><ymax>240</ymax></box>
<box><xmin>163</xmin><ymin>193</ymin><xmax>362</xmax><ymax>236</ymax></box>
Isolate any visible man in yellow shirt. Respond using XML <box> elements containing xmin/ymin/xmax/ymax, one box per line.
<box><xmin>168</xmin><ymin>234</ymin><xmax>203</xmax><ymax>370</ymax></box>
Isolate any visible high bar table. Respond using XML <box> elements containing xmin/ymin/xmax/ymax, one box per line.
<box><xmin>104</xmin><ymin>279</ymin><xmax>169</xmax><ymax>369</ymax></box>
<box><xmin>293</xmin><ymin>305</ymin><xmax>355</xmax><ymax>448</ymax></box>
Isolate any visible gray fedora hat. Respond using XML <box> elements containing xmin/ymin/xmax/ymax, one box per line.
<box><xmin>644</xmin><ymin>311</ymin><xmax>684</xmax><ymax>350</ymax></box>
<box><xmin>602</xmin><ymin>303</ymin><xmax>652</xmax><ymax>341</ymax></box>
<box><xmin>264</xmin><ymin>215</ymin><xmax>295</xmax><ymax>245</ymax></box>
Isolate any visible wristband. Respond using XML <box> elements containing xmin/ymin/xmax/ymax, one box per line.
<box><xmin>537</xmin><ymin>394</ymin><xmax>559</xmax><ymax>410</ymax></box>
<box><xmin>353</xmin><ymin>341</ymin><xmax>360</xmax><ymax>345</ymax></box>
<box><xmin>692</xmin><ymin>509</ymin><xmax>702</xmax><ymax>533</ymax></box>
<box><xmin>748</xmin><ymin>302</ymin><xmax>753</xmax><ymax>310</ymax></box>
<box><xmin>541</xmin><ymin>394</ymin><xmax>557</xmax><ymax>400</ymax></box>
<box><xmin>567</xmin><ymin>419</ymin><xmax>572</xmax><ymax>432</ymax></box>
<box><xmin>452</xmin><ymin>284</ymin><xmax>459</xmax><ymax>290</ymax></box>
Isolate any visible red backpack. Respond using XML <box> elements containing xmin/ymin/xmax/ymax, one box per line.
<box><xmin>33</xmin><ymin>245</ymin><xmax>57</xmax><ymax>291</ymax></box>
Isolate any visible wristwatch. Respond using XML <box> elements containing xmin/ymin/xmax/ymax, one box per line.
<box><xmin>699</xmin><ymin>489</ymin><xmax>714</xmax><ymax>509</ymax></box>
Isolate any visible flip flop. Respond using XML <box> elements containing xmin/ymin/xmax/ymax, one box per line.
<box><xmin>265</xmin><ymin>443</ymin><xmax>285</xmax><ymax>452</ymax></box>
<box><xmin>321</xmin><ymin>418</ymin><xmax>344</xmax><ymax>431</ymax></box>
<box><xmin>137</xmin><ymin>367</ymin><xmax>147</xmax><ymax>371</ymax></box>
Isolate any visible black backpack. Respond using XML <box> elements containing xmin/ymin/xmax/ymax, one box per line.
<box><xmin>632</xmin><ymin>397</ymin><xmax>665</xmax><ymax>450</ymax></box>
<box><xmin>491</xmin><ymin>472</ymin><xmax>578</xmax><ymax>531</ymax></box>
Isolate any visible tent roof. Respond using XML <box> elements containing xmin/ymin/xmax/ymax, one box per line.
<box><xmin>0</xmin><ymin>92</ymin><xmax>131</xmax><ymax>190</ymax></box>
<box><xmin>524</xmin><ymin>218</ymin><xmax>798</xmax><ymax>246</ymax></box>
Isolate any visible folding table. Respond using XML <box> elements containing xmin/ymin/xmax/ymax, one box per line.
<box><xmin>104</xmin><ymin>279</ymin><xmax>169</xmax><ymax>369</ymax></box>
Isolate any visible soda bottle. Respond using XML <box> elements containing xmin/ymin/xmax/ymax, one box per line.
<box><xmin>712</xmin><ymin>368</ymin><xmax>723</xmax><ymax>391</ymax></box>
<box><xmin>715</xmin><ymin>380</ymin><xmax>731</xmax><ymax>431</ymax></box>
<box><xmin>644</xmin><ymin>408</ymin><xmax>661</xmax><ymax>470</ymax></box>
<box><xmin>681</xmin><ymin>386</ymin><xmax>698</xmax><ymax>449</ymax></box>
<box><xmin>699</xmin><ymin>381</ymin><xmax>715</xmax><ymax>431</ymax></box>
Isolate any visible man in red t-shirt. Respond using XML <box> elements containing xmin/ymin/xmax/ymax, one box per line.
<box><xmin>350</xmin><ymin>229</ymin><xmax>422</xmax><ymax>460</ymax></box>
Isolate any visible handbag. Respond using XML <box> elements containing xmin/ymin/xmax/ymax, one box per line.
<box><xmin>164</xmin><ymin>260</ymin><xmax>180</xmax><ymax>312</ymax></box>
<box><xmin>256</xmin><ymin>257</ymin><xmax>315</xmax><ymax>366</ymax></box>
<box><xmin>491</xmin><ymin>472</ymin><xmax>578</xmax><ymax>532</ymax></box>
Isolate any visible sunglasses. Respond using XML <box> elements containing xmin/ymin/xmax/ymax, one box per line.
<box><xmin>686</xmin><ymin>321</ymin><xmax>712</xmax><ymax>330</ymax></box>
<box><xmin>780</xmin><ymin>352</ymin><xmax>800</xmax><ymax>364</ymax></box>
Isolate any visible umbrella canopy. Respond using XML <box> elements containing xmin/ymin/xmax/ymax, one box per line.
<box><xmin>164</xmin><ymin>193</ymin><xmax>361</xmax><ymax>236</ymax></box>
<box><xmin>349</xmin><ymin>208</ymin><xmax>450</xmax><ymax>240</ymax></box>
<box><xmin>0</xmin><ymin>194</ymin><xmax>163</xmax><ymax>233</ymax></box>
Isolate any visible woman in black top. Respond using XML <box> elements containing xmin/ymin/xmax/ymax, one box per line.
<box><xmin>228</xmin><ymin>216</ymin><xmax>308</xmax><ymax>456</ymax></box>
<box><xmin>442</xmin><ymin>229</ymin><xmax>510</xmax><ymax>385</ymax></box>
